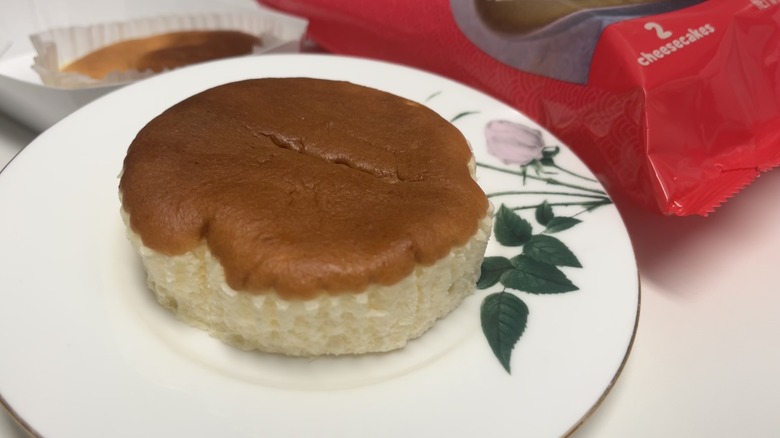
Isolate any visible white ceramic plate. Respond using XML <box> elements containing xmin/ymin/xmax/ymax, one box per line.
<box><xmin>0</xmin><ymin>54</ymin><xmax>638</xmax><ymax>438</ymax></box>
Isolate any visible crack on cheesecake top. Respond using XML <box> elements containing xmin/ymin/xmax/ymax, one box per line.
<box><xmin>119</xmin><ymin>77</ymin><xmax>488</xmax><ymax>299</ymax></box>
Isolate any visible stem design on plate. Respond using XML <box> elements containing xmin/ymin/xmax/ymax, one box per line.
<box><xmin>450</xmin><ymin>113</ymin><xmax>612</xmax><ymax>374</ymax></box>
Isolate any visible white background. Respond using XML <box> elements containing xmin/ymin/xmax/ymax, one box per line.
<box><xmin>1</xmin><ymin>0</ymin><xmax>778</xmax><ymax>436</ymax></box>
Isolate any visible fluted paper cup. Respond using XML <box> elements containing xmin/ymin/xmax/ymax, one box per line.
<box><xmin>30</xmin><ymin>11</ymin><xmax>306</xmax><ymax>88</ymax></box>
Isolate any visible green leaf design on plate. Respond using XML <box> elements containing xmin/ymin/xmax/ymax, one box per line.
<box><xmin>529</xmin><ymin>160</ymin><xmax>544</xmax><ymax>176</ymax></box>
<box><xmin>470</xmin><ymin>115</ymin><xmax>608</xmax><ymax>375</ymax></box>
<box><xmin>450</xmin><ymin>111</ymin><xmax>479</xmax><ymax>123</ymax></box>
<box><xmin>501</xmin><ymin>255</ymin><xmax>578</xmax><ymax>293</ymax></box>
<box><xmin>544</xmin><ymin>216</ymin><xmax>582</xmax><ymax>233</ymax></box>
<box><xmin>494</xmin><ymin>204</ymin><xmax>533</xmax><ymax>246</ymax></box>
<box><xmin>535</xmin><ymin>200</ymin><xmax>554</xmax><ymax>226</ymax></box>
<box><xmin>477</xmin><ymin>256</ymin><xmax>514</xmax><ymax>289</ymax></box>
<box><xmin>425</xmin><ymin>90</ymin><xmax>442</xmax><ymax>101</ymax></box>
<box><xmin>523</xmin><ymin>234</ymin><xmax>582</xmax><ymax>268</ymax></box>
<box><xmin>542</xmin><ymin>146</ymin><xmax>560</xmax><ymax>159</ymax></box>
<box><xmin>481</xmin><ymin>292</ymin><xmax>529</xmax><ymax>373</ymax></box>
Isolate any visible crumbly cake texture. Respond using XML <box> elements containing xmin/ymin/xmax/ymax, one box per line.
<box><xmin>122</xmin><ymin>208</ymin><xmax>492</xmax><ymax>356</ymax></box>
<box><xmin>119</xmin><ymin>78</ymin><xmax>492</xmax><ymax>355</ymax></box>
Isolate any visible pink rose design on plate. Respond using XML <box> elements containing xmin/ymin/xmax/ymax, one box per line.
<box><xmin>442</xmin><ymin>105</ymin><xmax>611</xmax><ymax>375</ymax></box>
<box><xmin>441</xmin><ymin>106</ymin><xmax>612</xmax><ymax>375</ymax></box>
<box><xmin>485</xmin><ymin>120</ymin><xmax>544</xmax><ymax>166</ymax></box>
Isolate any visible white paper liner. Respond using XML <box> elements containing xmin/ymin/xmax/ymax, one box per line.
<box><xmin>30</xmin><ymin>12</ymin><xmax>307</xmax><ymax>89</ymax></box>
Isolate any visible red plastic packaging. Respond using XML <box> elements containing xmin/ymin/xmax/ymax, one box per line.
<box><xmin>259</xmin><ymin>0</ymin><xmax>780</xmax><ymax>215</ymax></box>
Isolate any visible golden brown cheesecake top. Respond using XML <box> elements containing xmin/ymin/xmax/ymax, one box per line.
<box><xmin>120</xmin><ymin>78</ymin><xmax>489</xmax><ymax>299</ymax></box>
<box><xmin>62</xmin><ymin>30</ymin><xmax>261</xmax><ymax>80</ymax></box>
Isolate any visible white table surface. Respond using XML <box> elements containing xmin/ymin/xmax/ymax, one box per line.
<box><xmin>1</xmin><ymin>2</ymin><xmax>779</xmax><ymax>437</ymax></box>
